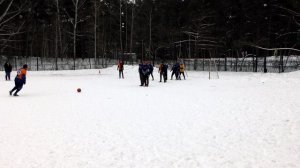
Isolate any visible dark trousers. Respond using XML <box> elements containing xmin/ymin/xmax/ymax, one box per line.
<box><xmin>5</xmin><ymin>72</ymin><xmax>11</xmax><ymax>80</ymax></box>
<box><xmin>160</xmin><ymin>72</ymin><xmax>168</xmax><ymax>82</ymax></box>
<box><xmin>163</xmin><ymin>71</ymin><xmax>168</xmax><ymax>82</ymax></box>
<box><xmin>179</xmin><ymin>72</ymin><xmax>185</xmax><ymax>80</ymax></box>
<box><xmin>171</xmin><ymin>71</ymin><xmax>178</xmax><ymax>80</ymax></box>
<box><xmin>119</xmin><ymin>70</ymin><xmax>124</xmax><ymax>78</ymax></box>
<box><xmin>141</xmin><ymin>74</ymin><xmax>149</xmax><ymax>86</ymax></box>
<box><xmin>171</xmin><ymin>71</ymin><xmax>175</xmax><ymax>79</ymax></box>
<box><xmin>159</xmin><ymin>72</ymin><xmax>163</xmax><ymax>82</ymax></box>
<box><xmin>11</xmin><ymin>80</ymin><xmax>23</xmax><ymax>95</ymax></box>
<box><xmin>139</xmin><ymin>73</ymin><xmax>143</xmax><ymax>85</ymax></box>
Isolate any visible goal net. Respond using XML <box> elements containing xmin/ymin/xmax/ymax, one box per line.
<box><xmin>180</xmin><ymin>58</ymin><xmax>219</xmax><ymax>80</ymax></box>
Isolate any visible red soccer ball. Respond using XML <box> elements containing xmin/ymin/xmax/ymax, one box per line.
<box><xmin>77</xmin><ymin>88</ymin><xmax>81</xmax><ymax>93</ymax></box>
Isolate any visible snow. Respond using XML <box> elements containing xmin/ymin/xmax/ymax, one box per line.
<box><xmin>0</xmin><ymin>65</ymin><xmax>300</xmax><ymax>168</ymax></box>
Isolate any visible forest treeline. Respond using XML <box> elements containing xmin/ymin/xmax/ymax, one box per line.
<box><xmin>0</xmin><ymin>0</ymin><xmax>299</xmax><ymax>61</ymax></box>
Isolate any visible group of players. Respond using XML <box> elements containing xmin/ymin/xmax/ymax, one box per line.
<box><xmin>117</xmin><ymin>60</ymin><xmax>186</xmax><ymax>87</ymax></box>
<box><xmin>138</xmin><ymin>61</ymin><xmax>186</xmax><ymax>87</ymax></box>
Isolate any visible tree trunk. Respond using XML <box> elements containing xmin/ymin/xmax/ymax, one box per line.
<box><xmin>125</xmin><ymin>2</ymin><xmax>128</xmax><ymax>52</ymax></box>
<box><xmin>94</xmin><ymin>0</ymin><xmax>97</xmax><ymax>67</ymax></box>
<box><xmin>119</xmin><ymin>0</ymin><xmax>123</xmax><ymax>53</ymax></box>
<box><xmin>55</xmin><ymin>22</ymin><xmax>58</xmax><ymax>70</ymax></box>
<box><xmin>130</xmin><ymin>3</ymin><xmax>134</xmax><ymax>53</ymax></box>
<box><xmin>225</xmin><ymin>56</ymin><xmax>227</xmax><ymax>71</ymax></box>
<box><xmin>73</xmin><ymin>0</ymin><xmax>78</xmax><ymax>70</ymax></box>
<box><xmin>149</xmin><ymin>9</ymin><xmax>153</xmax><ymax>64</ymax></box>
<box><xmin>55</xmin><ymin>0</ymin><xmax>63</xmax><ymax>59</ymax></box>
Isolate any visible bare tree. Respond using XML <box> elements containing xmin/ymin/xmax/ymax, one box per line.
<box><xmin>0</xmin><ymin>0</ymin><xmax>28</xmax><ymax>54</ymax></box>
<box><xmin>94</xmin><ymin>0</ymin><xmax>98</xmax><ymax>62</ymax></box>
<box><xmin>54</xmin><ymin>0</ymin><xmax>63</xmax><ymax>58</ymax></box>
<box><xmin>64</xmin><ymin>0</ymin><xmax>88</xmax><ymax>69</ymax></box>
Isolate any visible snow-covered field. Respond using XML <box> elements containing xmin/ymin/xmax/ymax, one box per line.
<box><xmin>0</xmin><ymin>65</ymin><xmax>299</xmax><ymax>168</ymax></box>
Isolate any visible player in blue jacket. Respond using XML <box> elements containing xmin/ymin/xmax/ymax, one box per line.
<box><xmin>140</xmin><ymin>62</ymin><xmax>150</xmax><ymax>86</ymax></box>
<box><xmin>9</xmin><ymin>64</ymin><xmax>28</xmax><ymax>96</ymax></box>
<box><xmin>138</xmin><ymin>62</ymin><xmax>143</xmax><ymax>86</ymax></box>
<box><xmin>170</xmin><ymin>62</ymin><xmax>179</xmax><ymax>80</ymax></box>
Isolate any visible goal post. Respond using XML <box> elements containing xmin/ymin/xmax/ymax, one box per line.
<box><xmin>180</xmin><ymin>58</ymin><xmax>220</xmax><ymax>79</ymax></box>
<box><xmin>209</xmin><ymin>57</ymin><xmax>219</xmax><ymax>80</ymax></box>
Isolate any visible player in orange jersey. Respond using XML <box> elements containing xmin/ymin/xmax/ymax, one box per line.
<box><xmin>9</xmin><ymin>64</ymin><xmax>28</xmax><ymax>96</ymax></box>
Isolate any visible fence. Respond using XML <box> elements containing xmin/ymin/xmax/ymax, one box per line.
<box><xmin>180</xmin><ymin>55</ymin><xmax>300</xmax><ymax>73</ymax></box>
<box><xmin>0</xmin><ymin>56</ymin><xmax>127</xmax><ymax>71</ymax></box>
<box><xmin>1</xmin><ymin>55</ymin><xmax>300</xmax><ymax>73</ymax></box>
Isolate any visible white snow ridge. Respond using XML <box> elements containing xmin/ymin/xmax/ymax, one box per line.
<box><xmin>0</xmin><ymin>65</ymin><xmax>300</xmax><ymax>168</ymax></box>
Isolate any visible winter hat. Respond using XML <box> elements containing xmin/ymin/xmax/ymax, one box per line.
<box><xmin>23</xmin><ymin>64</ymin><xmax>28</xmax><ymax>69</ymax></box>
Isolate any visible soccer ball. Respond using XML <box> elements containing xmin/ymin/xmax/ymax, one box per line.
<box><xmin>77</xmin><ymin>88</ymin><xmax>81</xmax><ymax>93</ymax></box>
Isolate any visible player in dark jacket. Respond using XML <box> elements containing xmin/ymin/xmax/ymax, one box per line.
<box><xmin>158</xmin><ymin>62</ymin><xmax>164</xmax><ymax>82</ymax></box>
<box><xmin>9</xmin><ymin>64</ymin><xmax>28</xmax><ymax>96</ymax></box>
<box><xmin>117</xmin><ymin>60</ymin><xmax>124</xmax><ymax>79</ymax></box>
<box><xmin>4</xmin><ymin>62</ymin><xmax>12</xmax><ymax>81</ymax></box>
<box><xmin>141</xmin><ymin>62</ymin><xmax>150</xmax><ymax>86</ymax></box>
<box><xmin>170</xmin><ymin>62</ymin><xmax>179</xmax><ymax>80</ymax></box>
<box><xmin>138</xmin><ymin>62</ymin><xmax>143</xmax><ymax>86</ymax></box>
<box><xmin>158</xmin><ymin>62</ymin><xmax>168</xmax><ymax>83</ymax></box>
<box><xmin>163</xmin><ymin>63</ymin><xmax>168</xmax><ymax>82</ymax></box>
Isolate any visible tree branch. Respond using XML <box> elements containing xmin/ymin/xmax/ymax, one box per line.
<box><xmin>0</xmin><ymin>0</ymin><xmax>14</xmax><ymax>23</ymax></box>
<box><xmin>248</xmin><ymin>44</ymin><xmax>300</xmax><ymax>52</ymax></box>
